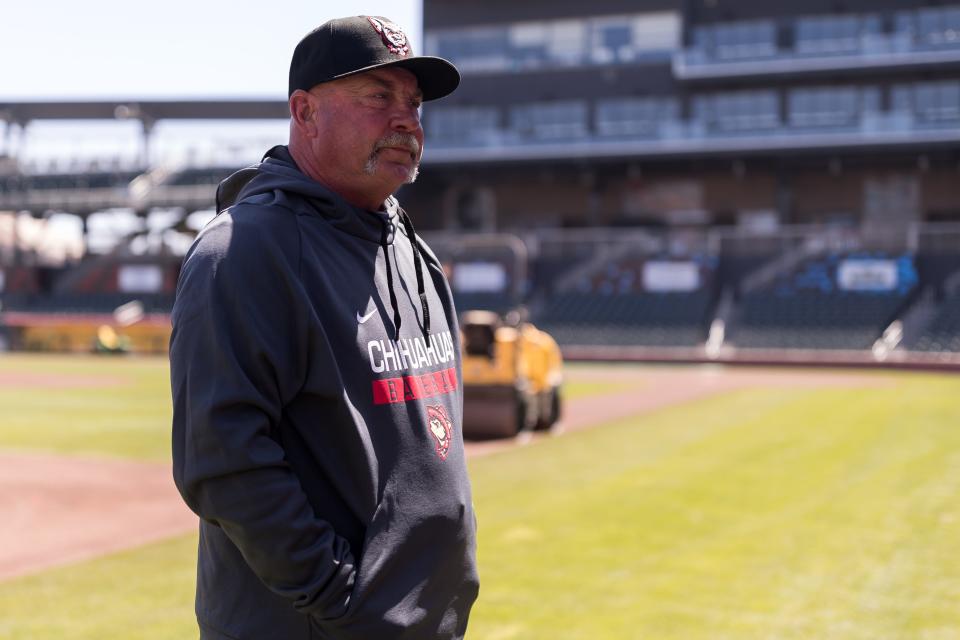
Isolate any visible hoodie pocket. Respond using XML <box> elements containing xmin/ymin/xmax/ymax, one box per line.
<box><xmin>342</xmin><ymin>487</ymin><xmax>394</xmax><ymax>617</ymax></box>
<box><xmin>309</xmin><ymin>490</ymin><xmax>392</xmax><ymax>638</ymax></box>
<box><xmin>312</xmin><ymin>481</ymin><xmax>477</xmax><ymax>639</ymax></box>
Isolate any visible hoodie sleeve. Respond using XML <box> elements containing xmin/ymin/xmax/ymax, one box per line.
<box><xmin>170</xmin><ymin>206</ymin><xmax>355</xmax><ymax>621</ymax></box>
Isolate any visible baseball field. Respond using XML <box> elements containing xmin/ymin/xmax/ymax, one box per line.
<box><xmin>1</xmin><ymin>354</ymin><xmax>959</xmax><ymax>639</ymax></box>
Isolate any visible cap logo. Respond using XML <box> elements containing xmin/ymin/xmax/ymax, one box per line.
<box><xmin>367</xmin><ymin>16</ymin><xmax>410</xmax><ymax>57</ymax></box>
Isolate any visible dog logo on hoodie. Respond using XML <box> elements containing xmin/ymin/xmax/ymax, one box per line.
<box><xmin>367</xmin><ymin>17</ymin><xmax>410</xmax><ymax>57</ymax></box>
<box><xmin>426</xmin><ymin>405</ymin><xmax>453</xmax><ymax>460</ymax></box>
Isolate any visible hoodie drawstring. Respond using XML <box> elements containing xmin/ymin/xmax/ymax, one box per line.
<box><xmin>399</xmin><ymin>209</ymin><xmax>431</xmax><ymax>338</ymax></box>
<box><xmin>380</xmin><ymin>221</ymin><xmax>403</xmax><ymax>341</ymax></box>
<box><xmin>379</xmin><ymin>210</ymin><xmax>431</xmax><ymax>341</ymax></box>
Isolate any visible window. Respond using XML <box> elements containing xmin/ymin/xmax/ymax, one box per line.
<box><xmin>588</xmin><ymin>12</ymin><xmax>679</xmax><ymax>63</ymax></box>
<box><xmin>917</xmin><ymin>82</ymin><xmax>960</xmax><ymax>121</ymax></box>
<box><xmin>894</xmin><ymin>81</ymin><xmax>960</xmax><ymax>123</ymax></box>
<box><xmin>510</xmin><ymin>101</ymin><xmax>589</xmax><ymax>140</ymax></box>
<box><xmin>915</xmin><ymin>6</ymin><xmax>960</xmax><ymax>47</ymax></box>
<box><xmin>694</xmin><ymin>90</ymin><xmax>779</xmax><ymax>132</ymax></box>
<box><xmin>631</xmin><ymin>12</ymin><xmax>681</xmax><ymax>52</ymax></box>
<box><xmin>795</xmin><ymin>15</ymin><xmax>879</xmax><ymax>54</ymax></box>
<box><xmin>544</xmin><ymin>20</ymin><xmax>588</xmax><ymax>66</ymax></box>
<box><xmin>595</xmin><ymin>98</ymin><xmax>679</xmax><ymax>137</ymax></box>
<box><xmin>507</xmin><ymin>22</ymin><xmax>552</xmax><ymax>70</ymax></box>
<box><xmin>426</xmin><ymin>107</ymin><xmax>500</xmax><ymax>143</ymax></box>
<box><xmin>429</xmin><ymin>27</ymin><xmax>512</xmax><ymax>73</ymax></box>
<box><xmin>695</xmin><ymin>20</ymin><xmax>777</xmax><ymax>60</ymax></box>
<box><xmin>425</xmin><ymin>12</ymin><xmax>678</xmax><ymax>74</ymax></box>
<box><xmin>896</xmin><ymin>6</ymin><xmax>960</xmax><ymax>48</ymax></box>
<box><xmin>591</xmin><ymin>21</ymin><xmax>633</xmax><ymax>64</ymax></box>
<box><xmin>788</xmin><ymin>87</ymin><xmax>865</xmax><ymax>128</ymax></box>
<box><xmin>505</xmin><ymin>20</ymin><xmax>588</xmax><ymax>70</ymax></box>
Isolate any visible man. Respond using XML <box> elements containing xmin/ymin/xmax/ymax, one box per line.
<box><xmin>169</xmin><ymin>16</ymin><xmax>478</xmax><ymax>640</ymax></box>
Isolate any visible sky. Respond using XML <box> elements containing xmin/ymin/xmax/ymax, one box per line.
<box><xmin>1</xmin><ymin>0</ymin><xmax>424</xmax><ymax>251</ymax></box>
<box><xmin>1</xmin><ymin>0</ymin><xmax>421</xmax><ymax>165</ymax></box>
<box><xmin>3</xmin><ymin>0</ymin><xmax>421</xmax><ymax>99</ymax></box>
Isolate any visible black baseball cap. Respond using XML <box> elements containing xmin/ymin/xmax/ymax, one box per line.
<box><xmin>288</xmin><ymin>15</ymin><xmax>460</xmax><ymax>101</ymax></box>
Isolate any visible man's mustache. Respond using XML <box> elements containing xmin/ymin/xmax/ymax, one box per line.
<box><xmin>374</xmin><ymin>132</ymin><xmax>420</xmax><ymax>156</ymax></box>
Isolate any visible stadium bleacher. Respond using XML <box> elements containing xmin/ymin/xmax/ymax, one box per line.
<box><xmin>530</xmin><ymin>253</ymin><xmax>589</xmax><ymax>296</ymax></box>
<box><xmin>1</xmin><ymin>292</ymin><xmax>174</xmax><ymax>314</ymax></box>
<box><xmin>911</xmin><ymin>293</ymin><xmax>960</xmax><ymax>352</ymax></box>
<box><xmin>532</xmin><ymin>253</ymin><xmax>718</xmax><ymax>348</ymax></box>
<box><xmin>3</xmin><ymin>206</ymin><xmax>960</xmax><ymax>361</ymax></box>
<box><xmin>727</xmin><ymin>251</ymin><xmax>918</xmax><ymax>350</ymax></box>
<box><xmin>164</xmin><ymin>167</ymin><xmax>240</xmax><ymax>187</ymax></box>
<box><xmin>536</xmin><ymin>290</ymin><xmax>714</xmax><ymax>347</ymax></box>
<box><xmin>0</xmin><ymin>170</ymin><xmax>142</xmax><ymax>193</ymax></box>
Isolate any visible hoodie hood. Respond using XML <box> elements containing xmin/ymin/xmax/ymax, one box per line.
<box><xmin>216</xmin><ymin>145</ymin><xmax>400</xmax><ymax>245</ymax></box>
<box><xmin>216</xmin><ymin>144</ymin><xmax>430</xmax><ymax>340</ymax></box>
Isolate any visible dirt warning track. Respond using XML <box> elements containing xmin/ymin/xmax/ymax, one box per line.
<box><xmin>0</xmin><ymin>453</ymin><xmax>196</xmax><ymax>581</ymax></box>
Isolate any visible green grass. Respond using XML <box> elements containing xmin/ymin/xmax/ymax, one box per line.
<box><xmin>562</xmin><ymin>380</ymin><xmax>634</xmax><ymax>400</ymax></box>
<box><xmin>467</xmin><ymin>373</ymin><xmax>960</xmax><ymax>639</ymax></box>
<box><xmin>2</xmin><ymin>358</ymin><xmax>960</xmax><ymax>639</ymax></box>
<box><xmin>0</xmin><ymin>535</ymin><xmax>199</xmax><ymax>640</ymax></box>
<box><xmin>0</xmin><ymin>354</ymin><xmax>171</xmax><ymax>460</ymax></box>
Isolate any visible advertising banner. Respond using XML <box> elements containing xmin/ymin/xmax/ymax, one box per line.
<box><xmin>118</xmin><ymin>265</ymin><xmax>163</xmax><ymax>293</ymax></box>
<box><xmin>642</xmin><ymin>261</ymin><xmax>700</xmax><ymax>292</ymax></box>
<box><xmin>837</xmin><ymin>259</ymin><xmax>898</xmax><ymax>292</ymax></box>
<box><xmin>453</xmin><ymin>261</ymin><xmax>508</xmax><ymax>293</ymax></box>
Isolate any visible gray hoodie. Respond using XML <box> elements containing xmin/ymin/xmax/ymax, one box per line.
<box><xmin>170</xmin><ymin>146</ymin><xmax>479</xmax><ymax>640</ymax></box>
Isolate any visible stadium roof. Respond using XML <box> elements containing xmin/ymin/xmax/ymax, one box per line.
<box><xmin>0</xmin><ymin>100</ymin><xmax>289</xmax><ymax>124</ymax></box>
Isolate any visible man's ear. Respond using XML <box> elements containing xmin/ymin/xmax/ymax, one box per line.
<box><xmin>289</xmin><ymin>90</ymin><xmax>318</xmax><ymax>136</ymax></box>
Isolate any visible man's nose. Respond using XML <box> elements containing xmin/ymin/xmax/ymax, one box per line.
<box><xmin>391</xmin><ymin>103</ymin><xmax>422</xmax><ymax>133</ymax></box>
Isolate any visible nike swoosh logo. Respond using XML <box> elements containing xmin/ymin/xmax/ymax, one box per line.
<box><xmin>357</xmin><ymin>309</ymin><xmax>377</xmax><ymax>324</ymax></box>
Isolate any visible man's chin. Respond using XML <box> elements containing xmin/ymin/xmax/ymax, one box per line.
<box><xmin>383</xmin><ymin>162</ymin><xmax>419</xmax><ymax>186</ymax></box>
<box><xmin>364</xmin><ymin>156</ymin><xmax>419</xmax><ymax>187</ymax></box>
<box><xmin>404</xmin><ymin>165</ymin><xmax>420</xmax><ymax>185</ymax></box>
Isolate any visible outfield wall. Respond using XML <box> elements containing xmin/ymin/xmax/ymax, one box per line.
<box><xmin>3</xmin><ymin>312</ymin><xmax>957</xmax><ymax>372</ymax></box>
<box><xmin>2</xmin><ymin>312</ymin><xmax>171</xmax><ymax>354</ymax></box>
<box><xmin>561</xmin><ymin>344</ymin><xmax>960</xmax><ymax>372</ymax></box>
